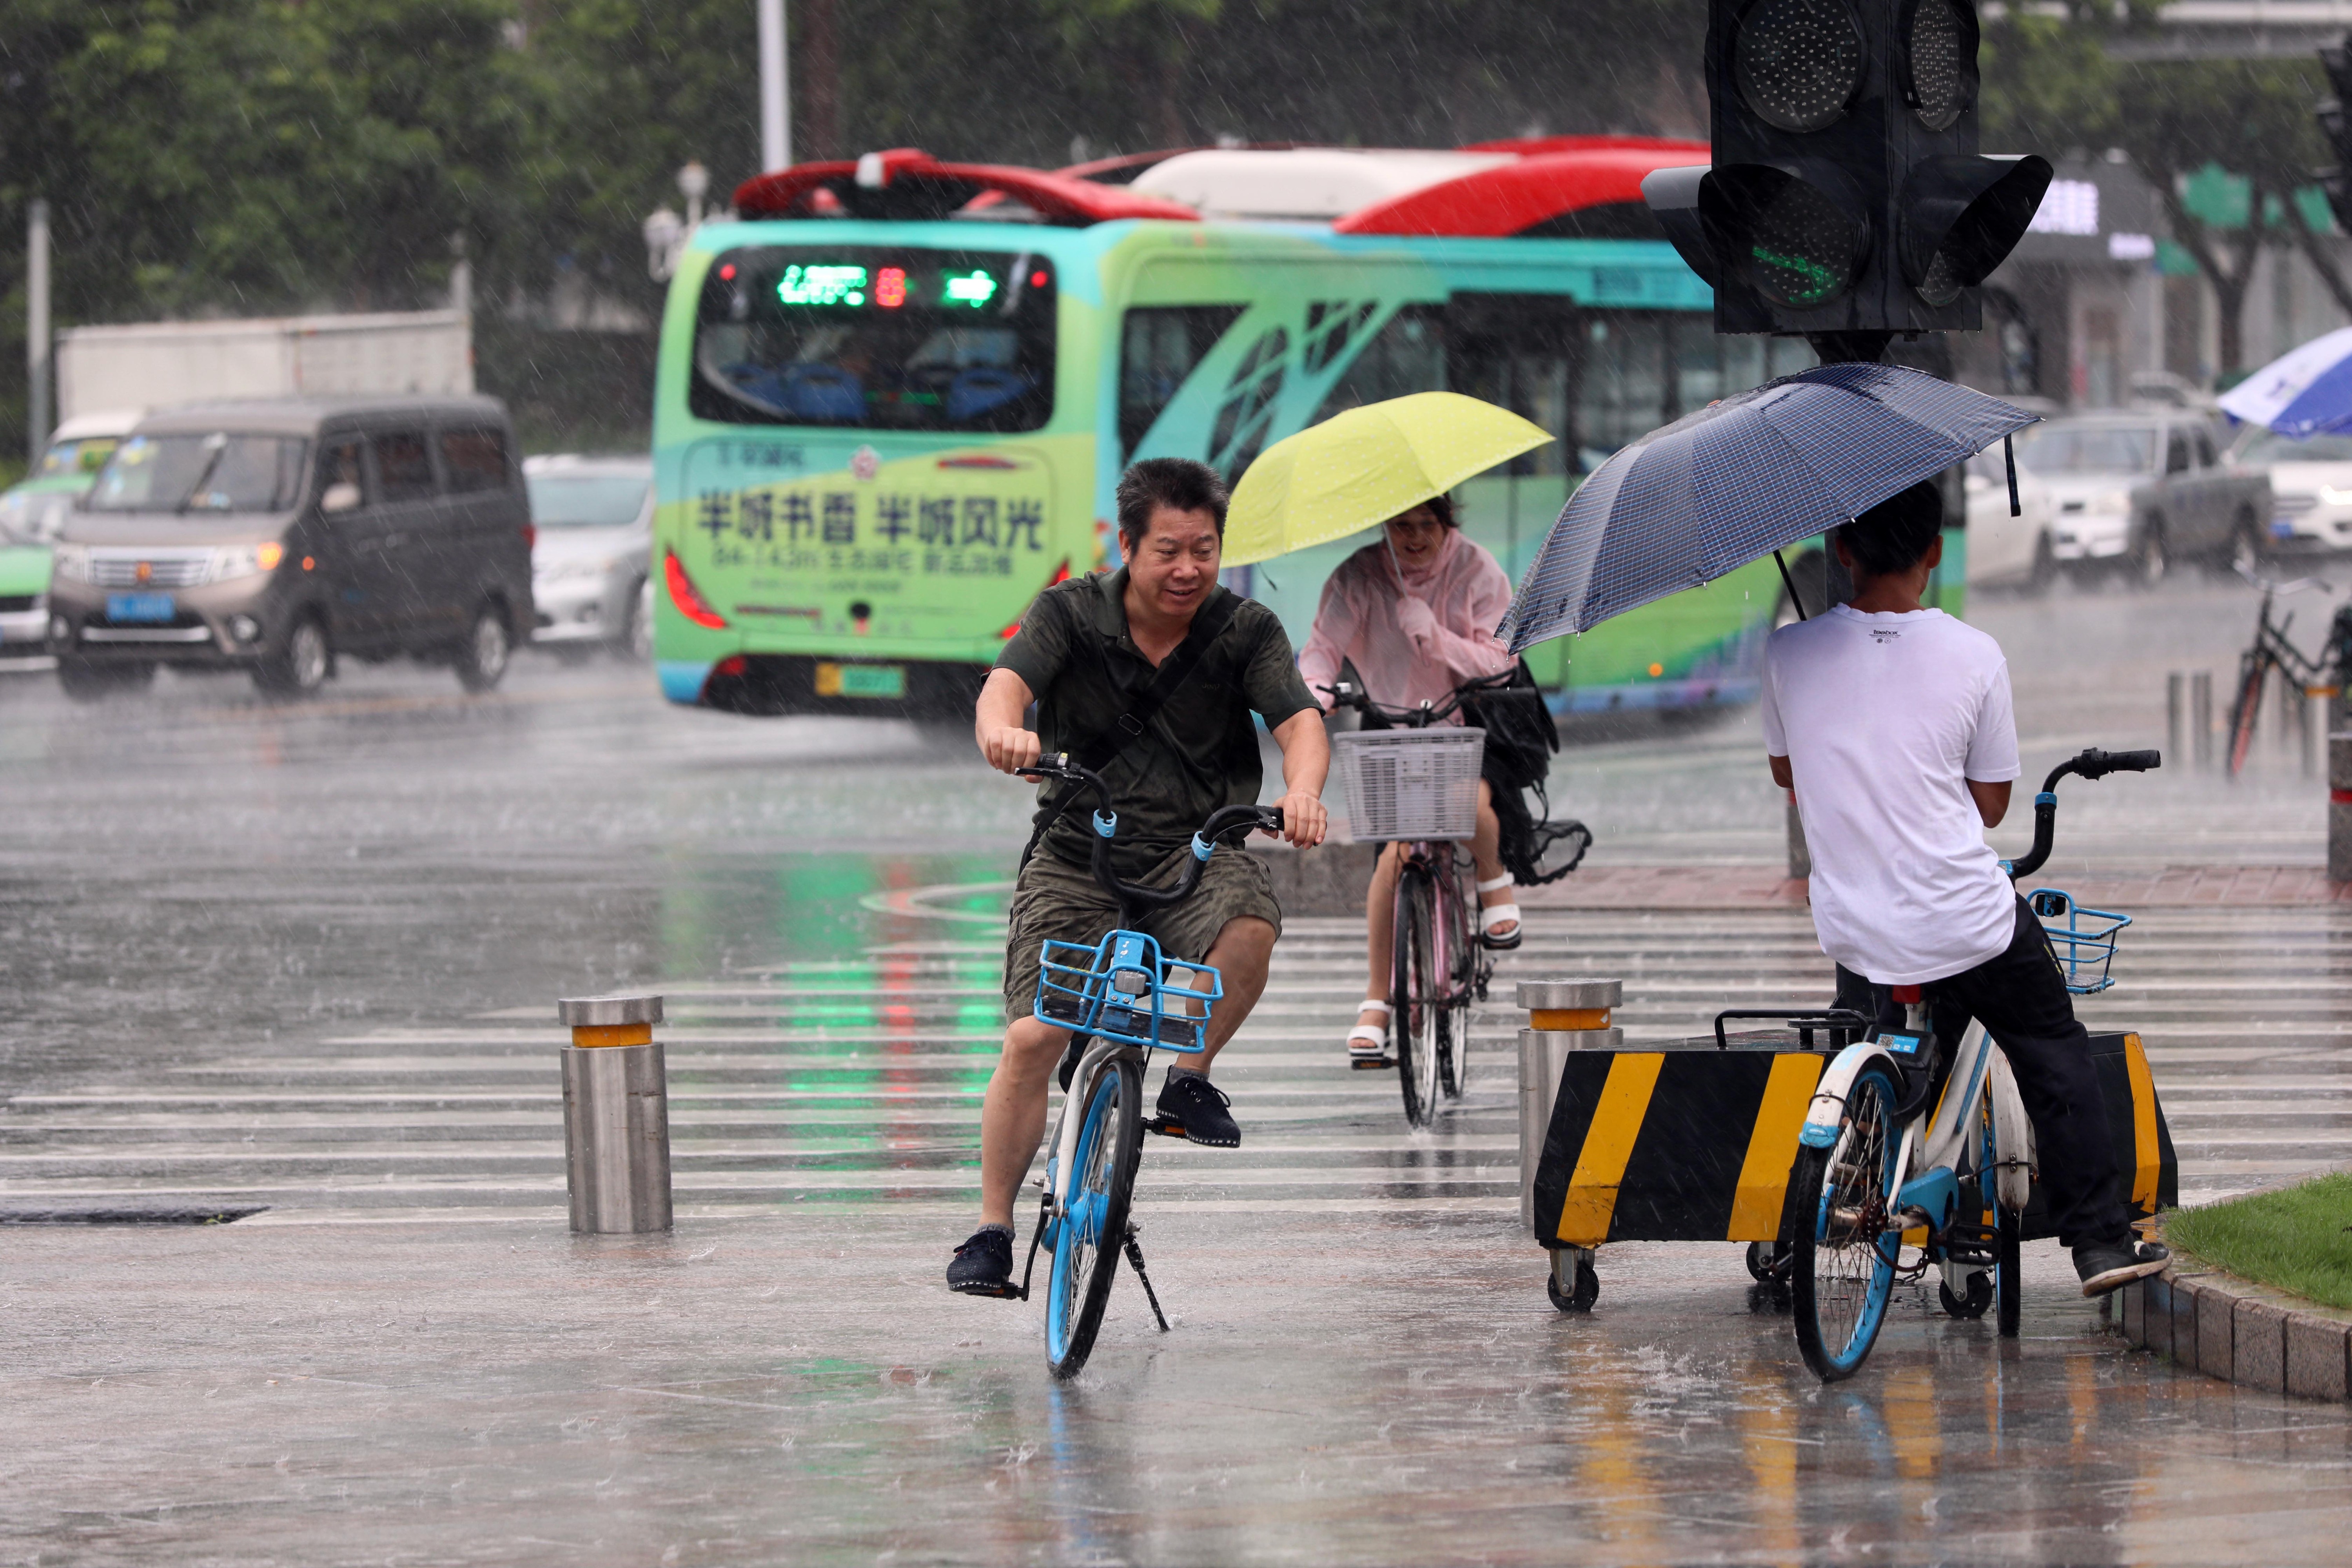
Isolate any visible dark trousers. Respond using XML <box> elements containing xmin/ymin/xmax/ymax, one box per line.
<box><xmin>1833</xmin><ymin>896</ymin><xmax>2127</xmax><ymax>1250</ymax></box>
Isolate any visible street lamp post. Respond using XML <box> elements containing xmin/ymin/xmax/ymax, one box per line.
<box><xmin>26</xmin><ymin>198</ymin><xmax>51</xmax><ymax>465</ymax></box>
<box><xmin>758</xmin><ymin>0</ymin><xmax>791</xmax><ymax>173</ymax></box>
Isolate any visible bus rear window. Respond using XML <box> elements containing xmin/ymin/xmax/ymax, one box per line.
<box><xmin>691</xmin><ymin>247</ymin><xmax>1057</xmax><ymax>432</ymax></box>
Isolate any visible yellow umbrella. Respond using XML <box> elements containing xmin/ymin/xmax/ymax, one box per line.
<box><xmin>1222</xmin><ymin>391</ymin><xmax>1552</xmax><ymax>566</ymax></box>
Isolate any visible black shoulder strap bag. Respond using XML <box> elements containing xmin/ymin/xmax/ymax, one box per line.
<box><xmin>1018</xmin><ymin>588</ymin><xmax>1247</xmax><ymax>870</ymax></box>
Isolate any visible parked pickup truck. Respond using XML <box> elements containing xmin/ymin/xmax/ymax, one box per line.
<box><xmin>2011</xmin><ymin>412</ymin><xmax>2271</xmax><ymax>584</ymax></box>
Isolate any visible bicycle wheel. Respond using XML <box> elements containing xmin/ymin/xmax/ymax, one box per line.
<box><xmin>1391</xmin><ymin>864</ymin><xmax>1441</xmax><ymax>1128</ymax></box>
<box><xmin>1045</xmin><ymin>1054</ymin><xmax>1142</xmax><ymax>1379</ymax></box>
<box><xmin>1995</xmin><ymin>1205</ymin><xmax>2022</xmax><ymax>1339</ymax></box>
<box><xmin>1436</xmin><ymin>855</ymin><xmax>1477</xmax><ymax>1099</ymax></box>
<box><xmin>1791</xmin><ymin>1062</ymin><xmax>1903</xmax><ymax>1382</ymax></box>
<box><xmin>2226</xmin><ymin>651</ymin><xmax>2268</xmax><ymax>777</ymax></box>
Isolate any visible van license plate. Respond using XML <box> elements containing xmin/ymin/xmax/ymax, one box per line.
<box><xmin>815</xmin><ymin>661</ymin><xmax>905</xmax><ymax>699</ymax></box>
<box><xmin>106</xmin><ymin>593</ymin><xmax>176</xmax><ymax>624</ymax></box>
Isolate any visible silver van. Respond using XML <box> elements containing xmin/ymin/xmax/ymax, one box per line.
<box><xmin>48</xmin><ymin>397</ymin><xmax>535</xmax><ymax>699</ymax></box>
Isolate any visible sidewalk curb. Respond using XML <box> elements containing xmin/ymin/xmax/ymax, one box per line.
<box><xmin>2114</xmin><ymin>1263</ymin><xmax>2352</xmax><ymax>1403</ymax></box>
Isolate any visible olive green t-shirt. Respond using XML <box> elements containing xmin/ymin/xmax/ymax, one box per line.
<box><xmin>995</xmin><ymin>568</ymin><xmax>1316</xmax><ymax>877</ymax></box>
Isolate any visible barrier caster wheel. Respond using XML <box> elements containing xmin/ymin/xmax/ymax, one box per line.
<box><xmin>1939</xmin><ymin>1270</ymin><xmax>1993</xmax><ymax>1321</ymax></box>
<box><xmin>1546</xmin><ymin>1251</ymin><xmax>1599</xmax><ymax>1313</ymax></box>
<box><xmin>1745</xmin><ymin>1240</ymin><xmax>1792</xmax><ymax>1283</ymax></box>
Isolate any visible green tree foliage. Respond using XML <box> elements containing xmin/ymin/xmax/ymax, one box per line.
<box><xmin>1979</xmin><ymin>9</ymin><xmax>2343</xmax><ymax>378</ymax></box>
<box><xmin>0</xmin><ymin>0</ymin><xmax>1762</xmax><ymax>450</ymax></box>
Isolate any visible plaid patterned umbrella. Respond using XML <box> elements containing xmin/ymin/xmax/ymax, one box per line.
<box><xmin>1497</xmin><ymin>363</ymin><xmax>2039</xmax><ymax>652</ymax></box>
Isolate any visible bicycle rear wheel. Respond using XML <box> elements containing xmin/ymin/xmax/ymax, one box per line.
<box><xmin>1391</xmin><ymin>864</ymin><xmax>1441</xmax><ymax>1128</ymax></box>
<box><xmin>1045</xmin><ymin>1054</ymin><xmax>1143</xmax><ymax>1379</ymax></box>
<box><xmin>1436</xmin><ymin>854</ymin><xmax>1476</xmax><ymax>1098</ymax></box>
<box><xmin>2226</xmin><ymin>651</ymin><xmax>2268</xmax><ymax>777</ymax></box>
<box><xmin>1791</xmin><ymin>1062</ymin><xmax>1902</xmax><ymax>1381</ymax></box>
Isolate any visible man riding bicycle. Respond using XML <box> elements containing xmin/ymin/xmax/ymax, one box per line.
<box><xmin>947</xmin><ymin>457</ymin><xmax>1330</xmax><ymax>1297</ymax></box>
<box><xmin>1762</xmin><ymin>480</ymin><xmax>2167</xmax><ymax>1297</ymax></box>
<box><xmin>1297</xmin><ymin>495</ymin><xmax>1527</xmax><ymax>1064</ymax></box>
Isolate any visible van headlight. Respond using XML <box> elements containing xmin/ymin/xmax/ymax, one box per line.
<box><xmin>2088</xmin><ymin>490</ymin><xmax>2132</xmax><ymax>515</ymax></box>
<box><xmin>207</xmin><ymin>542</ymin><xmax>285</xmax><ymax>582</ymax></box>
<box><xmin>52</xmin><ymin>544</ymin><xmax>90</xmax><ymax>583</ymax></box>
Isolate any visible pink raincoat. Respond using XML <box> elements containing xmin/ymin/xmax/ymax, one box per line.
<box><xmin>1297</xmin><ymin>527</ymin><xmax>1515</xmax><ymax>723</ymax></box>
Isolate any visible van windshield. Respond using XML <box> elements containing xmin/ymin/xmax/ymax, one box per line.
<box><xmin>87</xmin><ymin>434</ymin><xmax>310</xmax><ymax>513</ymax></box>
<box><xmin>528</xmin><ymin>473</ymin><xmax>651</xmax><ymax>527</ymax></box>
<box><xmin>691</xmin><ymin>246</ymin><xmax>1057</xmax><ymax>432</ymax></box>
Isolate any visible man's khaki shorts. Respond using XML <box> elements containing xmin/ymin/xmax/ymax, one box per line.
<box><xmin>1003</xmin><ymin>843</ymin><xmax>1283</xmax><ymax>1024</ymax></box>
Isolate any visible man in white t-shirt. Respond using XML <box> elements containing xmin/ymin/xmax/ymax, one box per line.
<box><xmin>1761</xmin><ymin>480</ymin><xmax>2166</xmax><ymax>1297</ymax></box>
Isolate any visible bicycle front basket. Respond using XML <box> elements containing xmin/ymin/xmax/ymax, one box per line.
<box><xmin>1035</xmin><ymin>930</ymin><xmax>1223</xmax><ymax>1053</ymax></box>
<box><xmin>1335</xmin><ymin>727</ymin><xmax>1486</xmax><ymax>842</ymax></box>
<box><xmin>2029</xmin><ymin>887</ymin><xmax>2131</xmax><ymax>995</ymax></box>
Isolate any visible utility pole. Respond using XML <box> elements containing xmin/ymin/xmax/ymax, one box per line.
<box><xmin>27</xmin><ymin>198</ymin><xmax>51</xmax><ymax>464</ymax></box>
<box><xmin>758</xmin><ymin>0</ymin><xmax>791</xmax><ymax>173</ymax></box>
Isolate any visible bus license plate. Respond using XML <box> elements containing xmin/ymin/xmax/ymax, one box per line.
<box><xmin>106</xmin><ymin>593</ymin><xmax>176</xmax><ymax>624</ymax></box>
<box><xmin>815</xmin><ymin>661</ymin><xmax>905</xmax><ymax>699</ymax></box>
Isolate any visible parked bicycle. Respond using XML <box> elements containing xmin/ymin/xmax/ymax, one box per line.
<box><xmin>1789</xmin><ymin>746</ymin><xmax>2157</xmax><ymax>1381</ymax></box>
<box><xmin>1321</xmin><ymin>673</ymin><xmax>1591</xmax><ymax>1127</ymax></box>
<box><xmin>1005</xmin><ymin>753</ymin><xmax>1283</xmax><ymax>1378</ymax></box>
<box><xmin>2223</xmin><ymin>566</ymin><xmax>2351</xmax><ymax>777</ymax></box>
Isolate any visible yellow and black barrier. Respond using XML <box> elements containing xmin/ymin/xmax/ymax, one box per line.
<box><xmin>1530</xmin><ymin>1031</ymin><xmax>2176</xmax><ymax>1249</ymax></box>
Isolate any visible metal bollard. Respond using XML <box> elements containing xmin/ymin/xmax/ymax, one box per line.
<box><xmin>559</xmin><ymin>993</ymin><xmax>672</xmax><ymax>1233</ymax></box>
<box><xmin>2192</xmin><ymin>671</ymin><xmax>2214</xmax><ymax>771</ymax></box>
<box><xmin>1517</xmin><ymin>979</ymin><xmax>1623</xmax><ymax>1232</ymax></box>
<box><xmin>2167</xmin><ymin>671</ymin><xmax>2185</xmax><ymax>762</ymax></box>
<box><xmin>2332</xmin><ymin>733</ymin><xmax>2352</xmax><ymax>884</ymax></box>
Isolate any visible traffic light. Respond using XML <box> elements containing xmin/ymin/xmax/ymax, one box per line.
<box><xmin>1644</xmin><ymin>0</ymin><xmax>2051</xmax><ymax>345</ymax></box>
<box><xmin>2317</xmin><ymin>35</ymin><xmax>2352</xmax><ymax>232</ymax></box>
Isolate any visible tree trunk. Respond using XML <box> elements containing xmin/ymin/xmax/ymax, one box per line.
<box><xmin>2158</xmin><ymin>184</ymin><xmax>2266</xmax><ymax>379</ymax></box>
<box><xmin>805</xmin><ymin>0</ymin><xmax>839</xmax><ymax>161</ymax></box>
<box><xmin>2287</xmin><ymin>202</ymin><xmax>2352</xmax><ymax>321</ymax></box>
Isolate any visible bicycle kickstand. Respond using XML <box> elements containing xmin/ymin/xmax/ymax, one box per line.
<box><xmin>1122</xmin><ymin>1224</ymin><xmax>1172</xmax><ymax>1332</ymax></box>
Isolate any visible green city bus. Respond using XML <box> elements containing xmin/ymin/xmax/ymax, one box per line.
<box><xmin>649</xmin><ymin>142</ymin><xmax>1960</xmax><ymax>716</ymax></box>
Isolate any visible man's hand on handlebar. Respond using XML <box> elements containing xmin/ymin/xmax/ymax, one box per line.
<box><xmin>981</xmin><ymin>724</ymin><xmax>1042</xmax><ymax>776</ymax></box>
<box><xmin>1272</xmin><ymin>789</ymin><xmax>1328</xmax><ymax>849</ymax></box>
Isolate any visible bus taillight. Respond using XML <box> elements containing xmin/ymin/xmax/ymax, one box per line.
<box><xmin>664</xmin><ymin>551</ymin><xmax>728</xmax><ymax>628</ymax></box>
<box><xmin>999</xmin><ymin>560</ymin><xmax>1073</xmax><ymax>638</ymax></box>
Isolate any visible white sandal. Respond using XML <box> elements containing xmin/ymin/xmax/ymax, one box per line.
<box><xmin>1347</xmin><ymin>998</ymin><xmax>1394</xmax><ymax>1065</ymax></box>
<box><xmin>1476</xmin><ymin>873</ymin><xmax>1523</xmax><ymax>951</ymax></box>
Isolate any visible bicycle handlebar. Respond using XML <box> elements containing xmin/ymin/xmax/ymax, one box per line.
<box><xmin>1018</xmin><ymin>753</ymin><xmax>1284</xmax><ymax>917</ymax></box>
<box><xmin>2005</xmin><ymin>746</ymin><xmax>2161</xmax><ymax>882</ymax></box>
<box><xmin>1317</xmin><ymin>671</ymin><xmax>1539</xmax><ymax>728</ymax></box>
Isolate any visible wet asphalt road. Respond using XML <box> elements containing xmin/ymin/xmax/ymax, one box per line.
<box><xmin>0</xmin><ymin>570</ymin><xmax>2348</xmax><ymax>1562</ymax></box>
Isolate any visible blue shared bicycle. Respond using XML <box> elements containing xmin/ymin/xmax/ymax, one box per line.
<box><xmin>1008</xmin><ymin>753</ymin><xmax>1283</xmax><ymax>1378</ymax></box>
<box><xmin>1788</xmin><ymin>746</ymin><xmax>2157</xmax><ymax>1380</ymax></box>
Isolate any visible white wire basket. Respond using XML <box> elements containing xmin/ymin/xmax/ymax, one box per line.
<box><xmin>1335</xmin><ymin>727</ymin><xmax>1487</xmax><ymax>842</ymax></box>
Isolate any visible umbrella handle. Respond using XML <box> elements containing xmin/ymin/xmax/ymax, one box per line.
<box><xmin>2005</xmin><ymin>432</ymin><xmax>2020</xmax><ymax>519</ymax></box>
<box><xmin>1773</xmin><ymin>550</ymin><xmax>1806</xmax><ymax>622</ymax></box>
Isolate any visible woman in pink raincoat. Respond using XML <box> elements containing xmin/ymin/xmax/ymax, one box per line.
<box><xmin>1297</xmin><ymin>495</ymin><xmax>1524</xmax><ymax>1064</ymax></box>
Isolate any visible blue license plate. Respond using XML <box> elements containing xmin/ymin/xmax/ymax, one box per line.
<box><xmin>2272</xmin><ymin>517</ymin><xmax>2298</xmax><ymax>539</ymax></box>
<box><xmin>106</xmin><ymin>593</ymin><xmax>176</xmax><ymax>624</ymax></box>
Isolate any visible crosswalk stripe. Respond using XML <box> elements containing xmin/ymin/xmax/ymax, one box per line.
<box><xmin>3</xmin><ymin>906</ymin><xmax>2339</xmax><ymax>1221</ymax></box>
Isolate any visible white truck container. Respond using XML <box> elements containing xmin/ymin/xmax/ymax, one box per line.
<box><xmin>54</xmin><ymin>310</ymin><xmax>472</xmax><ymax>420</ymax></box>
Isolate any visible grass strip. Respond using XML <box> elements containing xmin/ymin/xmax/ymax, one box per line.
<box><xmin>2166</xmin><ymin>1172</ymin><xmax>2352</xmax><ymax>1312</ymax></box>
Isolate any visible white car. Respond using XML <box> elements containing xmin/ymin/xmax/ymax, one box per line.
<box><xmin>2232</xmin><ymin>427</ymin><xmax>2352</xmax><ymax>555</ymax></box>
<box><xmin>522</xmin><ymin>454</ymin><xmax>653</xmax><ymax>659</ymax></box>
<box><xmin>1961</xmin><ymin>446</ymin><xmax>2059</xmax><ymax>590</ymax></box>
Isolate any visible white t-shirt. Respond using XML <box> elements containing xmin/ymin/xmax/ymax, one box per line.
<box><xmin>1760</xmin><ymin>604</ymin><xmax>2022</xmax><ymax>985</ymax></box>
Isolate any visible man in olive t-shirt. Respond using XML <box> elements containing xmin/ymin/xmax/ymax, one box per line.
<box><xmin>947</xmin><ymin>458</ymin><xmax>1330</xmax><ymax>1298</ymax></box>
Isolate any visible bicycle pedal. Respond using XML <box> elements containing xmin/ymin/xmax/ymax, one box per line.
<box><xmin>1144</xmin><ymin>1114</ymin><xmax>1187</xmax><ymax>1138</ymax></box>
<box><xmin>1350</xmin><ymin>1054</ymin><xmax>1397</xmax><ymax>1071</ymax></box>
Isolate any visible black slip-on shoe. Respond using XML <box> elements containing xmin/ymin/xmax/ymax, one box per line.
<box><xmin>2074</xmin><ymin>1238</ymin><xmax>2170</xmax><ymax>1297</ymax></box>
<box><xmin>1154</xmin><ymin>1068</ymin><xmax>1239</xmax><ymax>1147</ymax></box>
<box><xmin>947</xmin><ymin>1227</ymin><xmax>1018</xmax><ymax>1298</ymax></box>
